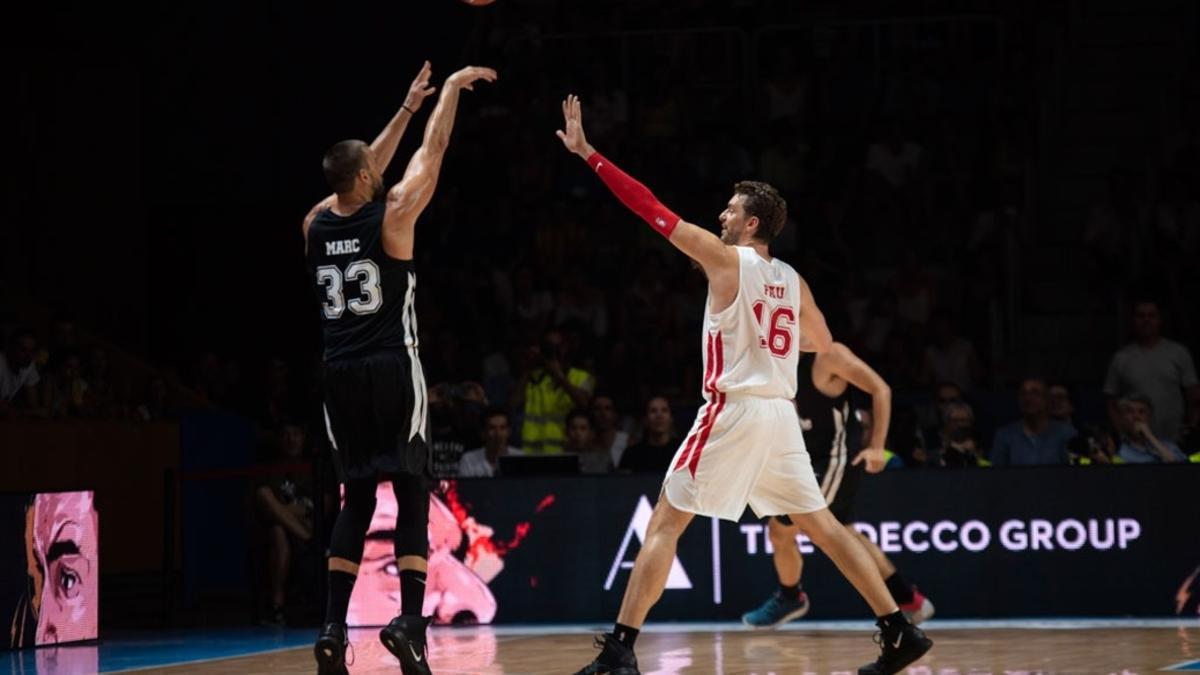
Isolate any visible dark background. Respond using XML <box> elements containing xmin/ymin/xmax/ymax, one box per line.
<box><xmin>9</xmin><ymin>0</ymin><xmax>1198</xmax><ymax>386</ymax></box>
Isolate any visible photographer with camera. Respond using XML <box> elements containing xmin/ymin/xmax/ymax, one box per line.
<box><xmin>934</xmin><ymin>401</ymin><xmax>988</xmax><ymax>468</ymax></box>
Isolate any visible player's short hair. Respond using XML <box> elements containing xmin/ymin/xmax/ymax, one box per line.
<box><xmin>322</xmin><ymin>140</ymin><xmax>370</xmax><ymax>194</ymax></box>
<box><xmin>734</xmin><ymin>180</ymin><xmax>787</xmax><ymax>243</ymax></box>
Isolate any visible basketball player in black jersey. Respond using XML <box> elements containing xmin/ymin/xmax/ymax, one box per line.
<box><xmin>303</xmin><ymin>61</ymin><xmax>497</xmax><ymax>675</ymax></box>
<box><xmin>742</xmin><ymin>342</ymin><xmax>936</xmax><ymax>629</ymax></box>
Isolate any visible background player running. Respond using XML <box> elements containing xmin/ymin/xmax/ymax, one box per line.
<box><xmin>742</xmin><ymin>342</ymin><xmax>935</xmax><ymax>629</ymax></box>
<box><xmin>303</xmin><ymin>61</ymin><xmax>496</xmax><ymax>675</ymax></box>
<box><xmin>555</xmin><ymin>95</ymin><xmax>932</xmax><ymax>675</ymax></box>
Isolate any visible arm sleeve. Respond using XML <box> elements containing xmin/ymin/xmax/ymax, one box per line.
<box><xmin>586</xmin><ymin>152</ymin><xmax>680</xmax><ymax>238</ymax></box>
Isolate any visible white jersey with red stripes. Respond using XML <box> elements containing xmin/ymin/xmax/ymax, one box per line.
<box><xmin>701</xmin><ymin>246</ymin><xmax>802</xmax><ymax>400</ymax></box>
<box><xmin>663</xmin><ymin>246</ymin><xmax>826</xmax><ymax>521</ymax></box>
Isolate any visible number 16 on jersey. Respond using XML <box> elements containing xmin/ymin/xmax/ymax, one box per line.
<box><xmin>752</xmin><ymin>300</ymin><xmax>796</xmax><ymax>358</ymax></box>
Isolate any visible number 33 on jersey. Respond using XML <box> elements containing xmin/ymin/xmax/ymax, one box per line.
<box><xmin>699</xmin><ymin>246</ymin><xmax>803</xmax><ymax>401</ymax></box>
<box><xmin>306</xmin><ymin>201</ymin><xmax>420</xmax><ymax>361</ymax></box>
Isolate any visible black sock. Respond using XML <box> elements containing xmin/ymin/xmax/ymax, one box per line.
<box><xmin>399</xmin><ymin>569</ymin><xmax>427</xmax><ymax>618</ymax></box>
<box><xmin>325</xmin><ymin>570</ymin><xmax>356</xmax><ymax>624</ymax></box>
<box><xmin>876</xmin><ymin>610</ymin><xmax>910</xmax><ymax>633</ymax></box>
<box><xmin>613</xmin><ymin>622</ymin><xmax>640</xmax><ymax>648</ymax></box>
<box><xmin>778</xmin><ymin>581</ymin><xmax>803</xmax><ymax>600</ymax></box>
<box><xmin>884</xmin><ymin>572</ymin><xmax>915</xmax><ymax>605</ymax></box>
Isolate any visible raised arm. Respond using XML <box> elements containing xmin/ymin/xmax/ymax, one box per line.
<box><xmin>370</xmin><ymin>60</ymin><xmax>437</xmax><ymax>174</ymax></box>
<box><xmin>556</xmin><ymin>95</ymin><xmax>737</xmax><ymax>277</ymax></box>
<box><xmin>382</xmin><ymin>65</ymin><xmax>497</xmax><ymax>259</ymax></box>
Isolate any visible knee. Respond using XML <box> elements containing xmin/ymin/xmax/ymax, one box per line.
<box><xmin>796</xmin><ymin>511</ymin><xmax>841</xmax><ymax>548</ymax></box>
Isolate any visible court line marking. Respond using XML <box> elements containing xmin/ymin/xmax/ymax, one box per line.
<box><xmin>102</xmin><ymin>643</ymin><xmax>313</xmax><ymax>674</ymax></box>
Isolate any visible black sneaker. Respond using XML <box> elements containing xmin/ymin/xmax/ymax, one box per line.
<box><xmin>379</xmin><ymin>615</ymin><xmax>432</xmax><ymax>675</ymax></box>
<box><xmin>858</xmin><ymin>622</ymin><xmax>933</xmax><ymax>675</ymax></box>
<box><xmin>313</xmin><ymin>622</ymin><xmax>350</xmax><ymax>675</ymax></box>
<box><xmin>573</xmin><ymin>633</ymin><xmax>641</xmax><ymax>675</ymax></box>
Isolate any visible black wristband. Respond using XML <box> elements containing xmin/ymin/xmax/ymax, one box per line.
<box><xmin>401</xmin><ymin>104</ymin><xmax>416</xmax><ymax>115</ymax></box>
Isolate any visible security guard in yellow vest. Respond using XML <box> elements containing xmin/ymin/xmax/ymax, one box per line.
<box><xmin>513</xmin><ymin>329</ymin><xmax>595</xmax><ymax>454</ymax></box>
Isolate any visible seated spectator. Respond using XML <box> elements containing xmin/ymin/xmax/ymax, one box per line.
<box><xmin>934</xmin><ymin>402</ymin><xmax>988</xmax><ymax>468</ymax></box>
<box><xmin>1048</xmin><ymin>383</ymin><xmax>1078</xmax><ymax>433</ymax></box>
<box><xmin>458</xmin><ymin>408</ymin><xmax>524</xmax><ymax>478</ymax></box>
<box><xmin>564</xmin><ymin>409</ymin><xmax>610</xmax><ymax>474</ymax></box>
<box><xmin>920</xmin><ymin>313</ymin><xmax>983</xmax><ymax>392</ymax></box>
<box><xmin>619</xmin><ymin>396</ymin><xmax>680</xmax><ymax>473</ymax></box>
<box><xmin>1115</xmin><ymin>395</ymin><xmax>1187</xmax><ymax>464</ymax></box>
<box><xmin>0</xmin><ymin>329</ymin><xmax>43</xmax><ymax>416</ymax></box>
<box><xmin>429</xmin><ymin>384</ymin><xmax>469</xmax><ymax>479</ymax></box>
<box><xmin>512</xmin><ymin>328</ymin><xmax>595</xmax><ymax>454</ymax></box>
<box><xmin>254</xmin><ymin>421</ymin><xmax>316</xmax><ymax>625</ymax></box>
<box><xmin>591</xmin><ymin>393</ymin><xmax>630</xmax><ymax>468</ymax></box>
<box><xmin>1069</xmin><ymin>424</ymin><xmax>1121</xmax><ymax>465</ymax></box>
<box><xmin>1103</xmin><ymin>299</ymin><xmax>1199</xmax><ymax>442</ymax></box>
<box><xmin>990</xmin><ymin>377</ymin><xmax>1076</xmax><ymax>466</ymax></box>
<box><xmin>135</xmin><ymin>376</ymin><xmax>175</xmax><ymax>422</ymax></box>
<box><xmin>42</xmin><ymin>352</ymin><xmax>90</xmax><ymax>419</ymax></box>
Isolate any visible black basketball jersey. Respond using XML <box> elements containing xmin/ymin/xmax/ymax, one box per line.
<box><xmin>306</xmin><ymin>201</ymin><xmax>417</xmax><ymax>361</ymax></box>
<box><xmin>795</xmin><ymin>354</ymin><xmax>862</xmax><ymax>476</ymax></box>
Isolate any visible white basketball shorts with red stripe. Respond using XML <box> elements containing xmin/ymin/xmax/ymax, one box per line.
<box><xmin>662</xmin><ymin>396</ymin><xmax>827</xmax><ymax>522</ymax></box>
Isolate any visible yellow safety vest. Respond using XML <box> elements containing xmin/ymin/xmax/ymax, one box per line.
<box><xmin>521</xmin><ymin>367</ymin><xmax>594</xmax><ymax>454</ymax></box>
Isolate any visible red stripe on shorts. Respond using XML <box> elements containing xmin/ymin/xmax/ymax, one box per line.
<box><xmin>674</xmin><ymin>332</ymin><xmax>717</xmax><ymax>472</ymax></box>
<box><xmin>688</xmin><ymin>332</ymin><xmax>725</xmax><ymax>477</ymax></box>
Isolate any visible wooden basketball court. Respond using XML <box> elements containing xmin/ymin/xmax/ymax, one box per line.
<box><xmin>149</xmin><ymin>621</ymin><xmax>1198</xmax><ymax>674</ymax></box>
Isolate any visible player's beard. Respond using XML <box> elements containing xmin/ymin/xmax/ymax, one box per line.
<box><xmin>371</xmin><ymin>175</ymin><xmax>386</xmax><ymax>202</ymax></box>
<box><xmin>719</xmin><ymin>222</ymin><xmax>741</xmax><ymax>244</ymax></box>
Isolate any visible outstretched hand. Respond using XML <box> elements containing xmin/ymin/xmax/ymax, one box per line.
<box><xmin>403</xmin><ymin>60</ymin><xmax>437</xmax><ymax>112</ymax></box>
<box><xmin>556</xmin><ymin>94</ymin><xmax>594</xmax><ymax>159</ymax></box>
<box><xmin>446</xmin><ymin>66</ymin><xmax>498</xmax><ymax>92</ymax></box>
<box><xmin>851</xmin><ymin>448</ymin><xmax>889</xmax><ymax>474</ymax></box>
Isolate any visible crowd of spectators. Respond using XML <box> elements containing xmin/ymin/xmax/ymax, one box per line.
<box><xmin>5</xmin><ymin>5</ymin><xmax>1199</xmax><ymax>476</ymax></box>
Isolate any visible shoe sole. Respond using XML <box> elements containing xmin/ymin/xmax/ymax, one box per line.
<box><xmin>313</xmin><ymin>637</ymin><xmax>348</xmax><ymax>675</ymax></box>
<box><xmin>380</xmin><ymin>626</ymin><xmax>432</xmax><ymax>675</ymax></box>
<box><xmin>741</xmin><ymin>602</ymin><xmax>811</xmax><ymax>630</ymax></box>
<box><xmin>904</xmin><ymin>598</ymin><xmax>936</xmax><ymax>625</ymax></box>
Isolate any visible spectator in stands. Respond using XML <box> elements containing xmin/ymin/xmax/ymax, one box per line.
<box><xmin>619</xmin><ymin>396</ymin><xmax>680</xmax><ymax>473</ymax></box>
<box><xmin>1069</xmin><ymin>424</ymin><xmax>1120</xmax><ymax>465</ymax></box>
<box><xmin>254</xmin><ymin>420</ymin><xmax>316</xmax><ymax>625</ymax></box>
<box><xmin>1103</xmin><ymin>299</ymin><xmax>1199</xmax><ymax>442</ymax></box>
<box><xmin>135</xmin><ymin>376</ymin><xmax>174</xmax><ymax>422</ymax></box>
<box><xmin>920</xmin><ymin>313</ymin><xmax>983</xmax><ymax>392</ymax></box>
<box><xmin>86</xmin><ymin>347</ymin><xmax>121</xmax><ymax>418</ymax></box>
<box><xmin>564</xmin><ymin>409</ymin><xmax>610</xmax><ymax>474</ymax></box>
<box><xmin>512</xmin><ymin>328</ymin><xmax>595</xmax><ymax>454</ymax></box>
<box><xmin>893</xmin><ymin>251</ymin><xmax>937</xmax><ymax>328</ymax></box>
<box><xmin>866</xmin><ymin>120</ymin><xmax>923</xmax><ymax>189</ymax></box>
<box><xmin>934</xmin><ymin>401</ymin><xmax>988</xmax><ymax>468</ymax></box>
<box><xmin>0</xmin><ymin>329</ymin><xmax>44</xmax><ymax>417</ymax></box>
<box><xmin>42</xmin><ymin>352</ymin><xmax>90</xmax><ymax>419</ymax></box>
<box><xmin>429</xmin><ymin>384</ymin><xmax>469</xmax><ymax>478</ymax></box>
<box><xmin>1114</xmin><ymin>394</ymin><xmax>1187</xmax><ymax>464</ymax></box>
<box><xmin>990</xmin><ymin>377</ymin><xmax>1076</xmax><ymax>466</ymax></box>
<box><xmin>591</xmin><ymin>392</ymin><xmax>630</xmax><ymax>468</ymax></box>
<box><xmin>1047</xmin><ymin>383</ymin><xmax>1078</xmax><ymax>433</ymax></box>
<box><xmin>458</xmin><ymin>408</ymin><xmax>524</xmax><ymax>478</ymax></box>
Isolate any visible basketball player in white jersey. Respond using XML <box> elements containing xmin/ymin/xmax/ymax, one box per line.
<box><xmin>556</xmin><ymin>96</ymin><xmax>932</xmax><ymax>675</ymax></box>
